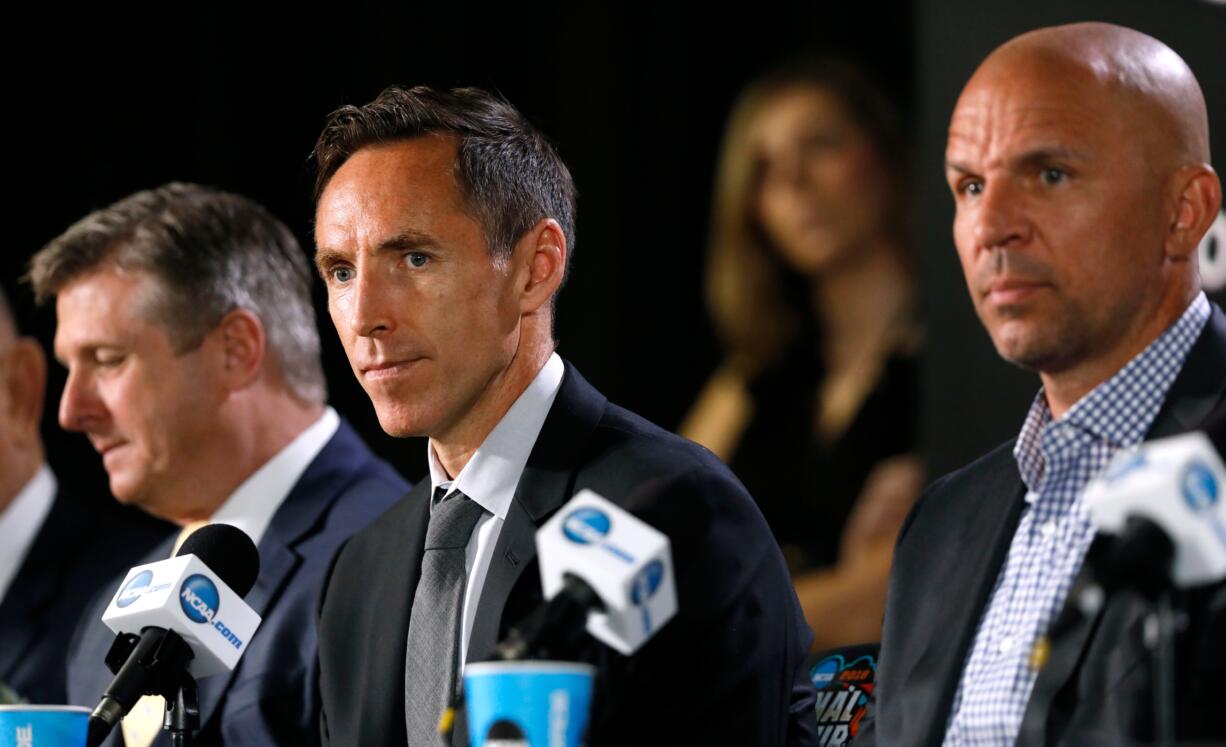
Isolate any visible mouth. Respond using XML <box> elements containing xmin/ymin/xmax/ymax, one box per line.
<box><xmin>360</xmin><ymin>358</ymin><xmax>425</xmax><ymax>381</ymax></box>
<box><xmin>982</xmin><ymin>277</ymin><xmax>1050</xmax><ymax>306</ymax></box>
<box><xmin>94</xmin><ymin>440</ymin><xmax>129</xmax><ymax>462</ymax></box>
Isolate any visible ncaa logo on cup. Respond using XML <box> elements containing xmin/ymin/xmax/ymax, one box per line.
<box><xmin>117</xmin><ymin>570</ymin><xmax>154</xmax><ymax>608</ymax></box>
<box><xmin>180</xmin><ymin>574</ymin><xmax>220</xmax><ymax>624</ymax></box>
<box><xmin>562</xmin><ymin>508</ymin><xmax>611</xmax><ymax>545</ymax></box>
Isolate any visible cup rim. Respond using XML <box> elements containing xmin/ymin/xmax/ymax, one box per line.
<box><xmin>465</xmin><ymin>660</ymin><xmax>596</xmax><ymax>677</ymax></box>
<box><xmin>0</xmin><ymin>705</ymin><xmax>91</xmax><ymax>713</ymax></box>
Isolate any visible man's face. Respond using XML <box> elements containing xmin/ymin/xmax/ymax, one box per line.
<box><xmin>314</xmin><ymin>136</ymin><xmax>522</xmax><ymax>440</ymax></box>
<box><xmin>945</xmin><ymin>59</ymin><xmax>1171</xmax><ymax>375</ymax></box>
<box><xmin>55</xmin><ymin>269</ymin><xmax>221</xmax><ymax>518</ymax></box>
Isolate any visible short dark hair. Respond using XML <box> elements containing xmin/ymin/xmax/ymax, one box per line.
<box><xmin>27</xmin><ymin>183</ymin><xmax>327</xmax><ymax>404</ymax></box>
<box><xmin>311</xmin><ymin>85</ymin><xmax>577</xmax><ymax>273</ymax></box>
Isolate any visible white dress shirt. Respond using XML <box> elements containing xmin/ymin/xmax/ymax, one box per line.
<box><xmin>426</xmin><ymin>353</ymin><xmax>565</xmax><ymax>666</ymax></box>
<box><xmin>210</xmin><ymin>407</ymin><xmax>340</xmax><ymax>546</ymax></box>
<box><xmin>0</xmin><ymin>464</ymin><xmax>56</xmax><ymax>602</ymax></box>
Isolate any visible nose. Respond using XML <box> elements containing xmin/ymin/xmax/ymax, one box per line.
<box><xmin>970</xmin><ymin>179</ymin><xmax>1031</xmax><ymax>253</ymax></box>
<box><xmin>58</xmin><ymin>366</ymin><xmax>106</xmax><ymax>434</ymax></box>
<box><xmin>345</xmin><ymin>268</ymin><xmax>395</xmax><ymax>339</ymax></box>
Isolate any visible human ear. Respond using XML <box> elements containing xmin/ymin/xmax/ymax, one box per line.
<box><xmin>513</xmin><ymin>218</ymin><xmax>568</xmax><ymax>315</ymax></box>
<box><xmin>1166</xmin><ymin>165</ymin><xmax>1222</xmax><ymax>261</ymax></box>
<box><xmin>213</xmin><ymin>309</ymin><xmax>266</xmax><ymax>391</ymax></box>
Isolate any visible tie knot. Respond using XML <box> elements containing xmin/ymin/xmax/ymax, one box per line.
<box><xmin>424</xmin><ymin>491</ymin><xmax>486</xmax><ymax>550</ymax></box>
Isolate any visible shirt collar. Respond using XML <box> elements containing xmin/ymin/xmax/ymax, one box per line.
<box><xmin>210</xmin><ymin>406</ymin><xmax>340</xmax><ymax>546</ymax></box>
<box><xmin>427</xmin><ymin>353</ymin><xmax>565</xmax><ymax>520</ymax></box>
<box><xmin>0</xmin><ymin>464</ymin><xmax>56</xmax><ymax>600</ymax></box>
<box><xmin>1014</xmin><ymin>292</ymin><xmax>1211</xmax><ymax>493</ymax></box>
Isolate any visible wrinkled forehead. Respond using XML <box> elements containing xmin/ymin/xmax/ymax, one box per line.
<box><xmin>947</xmin><ymin>53</ymin><xmax>1144</xmax><ymax>160</ymax></box>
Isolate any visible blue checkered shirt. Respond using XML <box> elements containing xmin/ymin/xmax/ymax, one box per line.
<box><xmin>943</xmin><ymin>293</ymin><xmax>1211</xmax><ymax>746</ymax></box>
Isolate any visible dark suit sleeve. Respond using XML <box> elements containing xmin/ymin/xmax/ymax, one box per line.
<box><xmin>586</xmin><ymin>467</ymin><xmax>814</xmax><ymax>746</ymax></box>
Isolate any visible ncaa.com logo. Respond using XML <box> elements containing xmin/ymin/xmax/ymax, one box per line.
<box><xmin>561</xmin><ymin>507</ymin><xmax>636</xmax><ymax>564</ymax></box>
<box><xmin>116</xmin><ymin>570</ymin><xmax>172</xmax><ymax>608</ymax></box>
<box><xmin>180</xmin><ymin>574</ymin><xmax>245</xmax><ymax>650</ymax></box>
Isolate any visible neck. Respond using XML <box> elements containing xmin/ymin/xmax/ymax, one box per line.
<box><xmin>812</xmin><ymin>240</ymin><xmax>912</xmax><ymax>370</ymax></box>
<box><xmin>169</xmin><ymin>387</ymin><xmax>324</xmax><ymax>524</ymax></box>
<box><xmin>432</xmin><ymin>321</ymin><xmax>555</xmax><ymax>480</ymax></box>
<box><xmin>1041</xmin><ymin>282</ymin><xmax>1198</xmax><ymax>419</ymax></box>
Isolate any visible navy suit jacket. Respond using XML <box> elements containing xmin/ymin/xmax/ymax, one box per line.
<box><xmin>0</xmin><ymin>489</ymin><xmax>170</xmax><ymax>705</ymax></box>
<box><xmin>858</xmin><ymin>303</ymin><xmax>1226</xmax><ymax>746</ymax></box>
<box><xmin>317</xmin><ymin>363</ymin><xmax>818</xmax><ymax>746</ymax></box>
<box><xmin>66</xmin><ymin>418</ymin><xmax>408</xmax><ymax>747</ymax></box>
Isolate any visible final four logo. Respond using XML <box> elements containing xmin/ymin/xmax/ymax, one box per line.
<box><xmin>809</xmin><ymin>650</ymin><xmax>877</xmax><ymax>747</ymax></box>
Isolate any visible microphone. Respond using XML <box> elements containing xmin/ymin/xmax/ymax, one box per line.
<box><xmin>1081</xmin><ymin>427</ymin><xmax>1226</xmax><ymax>594</ymax></box>
<box><xmin>86</xmin><ymin>524</ymin><xmax>262</xmax><ymax>746</ymax></box>
<box><xmin>498</xmin><ymin>489</ymin><xmax>680</xmax><ymax>660</ymax></box>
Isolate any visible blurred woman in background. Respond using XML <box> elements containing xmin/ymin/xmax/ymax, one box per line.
<box><xmin>681</xmin><ymin>59</ymin><xmax>924</xmax><ymax>651</ymax></box>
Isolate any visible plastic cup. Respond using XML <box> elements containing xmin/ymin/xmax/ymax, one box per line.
<box><xmin>0</xmin><ymin>706</ymin><xmax>89</xmax><ymax>747</ymax></box>
<box><xmin>464</xmin><ymin>661</ymin><xmax>595</xmax><ymax>747</ymax></box>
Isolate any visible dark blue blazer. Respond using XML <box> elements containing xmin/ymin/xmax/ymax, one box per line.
<box><xmin>66</xmin><ymin>418</ymin><xmax>409</xmax><ymax>747</ymax></box>
<box><xmin>317</xmin><ymin>364</ymin><xmax>819</xmax><ymax>746</ymax></box>
<box><xmin>0</xmin><ymin>488</ymin><xmax>171</xmax><ymax>705</ymax></box>
<box><xmin>858</xmin><ymin>303</ymin><xmax>1226</xmax><ymax>746</ymax></box>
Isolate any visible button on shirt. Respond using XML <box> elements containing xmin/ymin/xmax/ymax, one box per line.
<box><xmin>943</xmin><ymin>293</ymin><xmax>1211</xmax><ymax>746</ymax></box>
<box><xmin>426</xmin><ymin>352</ymin><xmax>565</xmax><ymax>668</ymax></box>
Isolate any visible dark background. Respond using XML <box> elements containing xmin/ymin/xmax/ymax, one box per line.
<box><xmin>5</xmin><ymin>0</ymin><xmax>1222</xmax><ymax>503</ymax></box>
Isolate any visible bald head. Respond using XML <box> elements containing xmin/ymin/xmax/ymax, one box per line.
<box><xmin>972</xmin><ymin>22</ymin><xmax>1210</xmax><ymax>168</ymax></box>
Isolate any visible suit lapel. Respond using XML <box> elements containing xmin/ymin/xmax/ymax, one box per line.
<box><xmin>455</xmin><ymin>364</ymin><xmax>605</xmax><ymax>746</ymax></box>
<box><xmin>193</xmin><ymin>423</ymin><xmax>365</xmax><ymax>733</ymax></box>
<box><xmin>465</xmin><ymin>364</ymin><xmax>607</xmax><ymax>665</ymax></box>
<box><xmin>899</xmin><ymin>459</ymin><xmax>1027</xmax><ymax>745</ymax></box>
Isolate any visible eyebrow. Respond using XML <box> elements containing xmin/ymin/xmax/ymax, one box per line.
<box><xmin>314</xmin><ymin>230</ymin><xmax>437</xmax><ymax>275</ymax></box>
<box><xmin>945</xmin><ymin>145</ymin><xmax>1091</xmax><ymax>176</ymax></box>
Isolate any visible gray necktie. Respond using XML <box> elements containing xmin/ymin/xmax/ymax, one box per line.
<box><xmin>405</xmin><ymin>488</ymin><xmax>486</xmax><ymax>745</ymax></box>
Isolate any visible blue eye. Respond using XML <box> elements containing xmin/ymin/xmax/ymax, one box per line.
<box><xmin>961</xmin><ymin>180</ymin><xmax>983</xmax><ymax>196</ymax></box>
<box><xmin>1041</xmin><ymin>168</ymin><xmax>1066</xmax><ymax>185</ymax></box>
<box><xmin>407</xmin><ymin>252</ymin><xmax>429</xmax><ymax>268</ymax></box>
<box><xmin>331</xmin><ymin>267</ymin><xmax>355</xmax><ymax>283</ymax></box>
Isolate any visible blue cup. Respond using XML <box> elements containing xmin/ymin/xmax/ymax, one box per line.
<box><xmin>464</xmin><ymin>661</ymin><xmax>595</xmax><ymax>747</ymax></box>
<box><xmin>0</xmin><ymin>706</ymin><xmax>89</xmax><ymax>747</ymax></box>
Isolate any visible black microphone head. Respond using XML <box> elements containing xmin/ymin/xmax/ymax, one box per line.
<box><xmin>1205</xmin><ymin>410</ymin><xmax>1226</xmax><ymax>455</ymax></box>
<box><xmin>176</xmin><ymin>523</ymin><xmax>260</xmax><ymax>597</ymax></box>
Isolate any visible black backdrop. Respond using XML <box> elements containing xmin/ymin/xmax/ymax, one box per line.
<box><xmin>6</xmin><ymin>2</ymin><xmax>913</xmax><ymax>501</ymax></box>
<box><xmin>9</xmin><ymin>0</ymin><xmax>1222</xmax><ymax>507</ymax></box>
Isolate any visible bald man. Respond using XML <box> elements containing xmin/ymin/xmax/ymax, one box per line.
<box><xmin>859</xmin><ymin>23</ymin><xmax>1225</xmax><ymax>746</ymax></box>
<box><xmin>0</xmin><ymin>288</ymin><xmax>169</xmax><ymax>705</ymax></box>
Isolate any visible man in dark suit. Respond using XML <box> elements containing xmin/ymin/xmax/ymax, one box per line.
<box><xmin>27</xmin><ymin>184</ymin><xmax>409</xmax><ymax>746</ymax></box>
<box><xmin>310</xmin><ymin>86</ymin><xmax>817</xmax><ymax>745</ymax></box>
<box><xmin>0</xmin><ymin>287</ymin><xmax>169</xmax><ymax>706</ymax></box>
<box><xmin>859</xmin><ymin>23</ymin><xmax>1225</xmax><ymax>746</ymax></box>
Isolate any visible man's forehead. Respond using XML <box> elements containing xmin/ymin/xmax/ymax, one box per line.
<box><xmin>946</xmin><ymin>66</ymin><xmax>1120</xmax><ymax>161</ymax></box>
<box><xmin>53</xmin><ymin>270</ymin><xmax>154</xmax><ymax>350</ymax></box>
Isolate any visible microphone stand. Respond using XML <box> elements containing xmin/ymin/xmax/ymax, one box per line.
<box><xmin>164</xmin><ymin>675</ymin><xmax>200</xmax><ymax>747</ymax></box>
<box><xmin>1150</xmin><ymin>591</ymin><xmax>1176</xmax><ymax>747</ymax></box>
